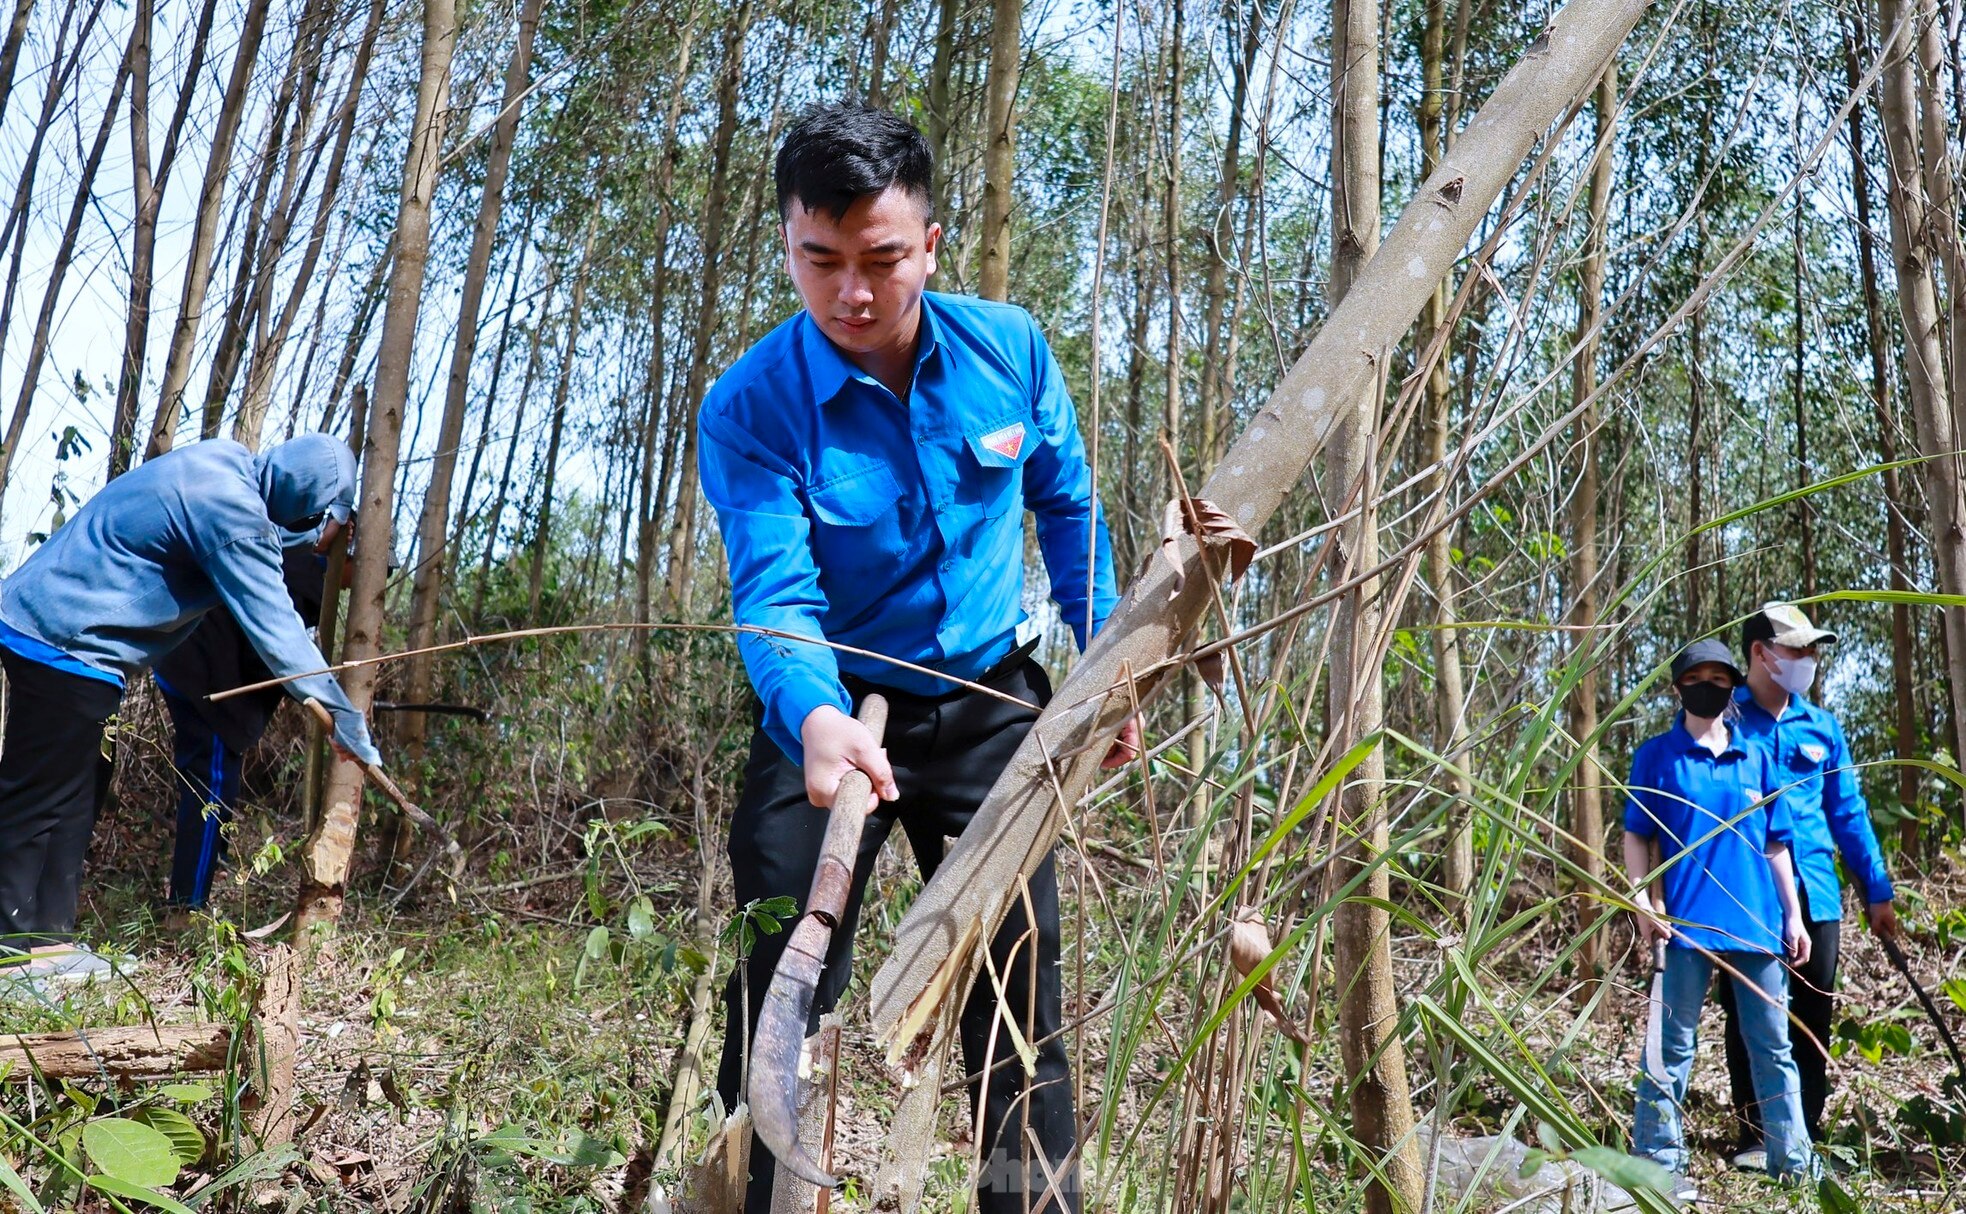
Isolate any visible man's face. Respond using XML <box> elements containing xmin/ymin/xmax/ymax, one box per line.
<box><xmin>1754</xmin><ymin>639</ymin><xmax>1819</xmax><ymax>667</ymax></box>
<box><xmin>782</xmin><ymin>185</ymin><xmax>940</xmax><ymax>360</ymax></box>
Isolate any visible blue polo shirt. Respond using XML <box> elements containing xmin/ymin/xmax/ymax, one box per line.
<box><xmin>698</xmin><ymin>292</ymin><xmax>1119</xmax><ymax>764</ymax></box>
<box><xmin>1623</xmin><ymin>718</ymin><xmax>1796</xmax><ymax>954</ymax></box>
<box><xmin>1732</xmin><ymin>685</ymin><xmax>1894</xmax><ymax>918</ymax></box>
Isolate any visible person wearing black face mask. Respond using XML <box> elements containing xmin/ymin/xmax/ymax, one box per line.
<box><xmin>1715</xmin><ymin>604</ymin><xmax>1899</xmax><ymax>1171</ymax></box>
<box><xmin>1623</xmin><ymin>639</ymin><xmax>1819</xmax><ymax>1194</ymax></box>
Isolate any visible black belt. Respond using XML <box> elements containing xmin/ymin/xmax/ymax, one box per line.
<box><xmin>840</xmin><ymin>636</ymin><xmax>1041</xmax><ymax>705</ymax></box>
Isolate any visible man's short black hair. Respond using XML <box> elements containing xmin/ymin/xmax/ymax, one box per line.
<box><xmin>775</xmin><ymin>103</ymin><xmax>933</xmax><ymax>223</ymax></box>
<box><xmin>1741</xmin><ymin>611</ymin><xmax>1775</xmax><ymax>666</ymax></box>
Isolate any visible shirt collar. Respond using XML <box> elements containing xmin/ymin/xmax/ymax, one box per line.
<box><xmin>1675</xmin><ymin>712</ymin><xmax>1746</xmax><ymax>758</ymax></box>
<box><xmin>799</xmin><ymin>295</ymin><xmax>942</xmax><ymax>408</ymax></box>
<box><xmin>1732</xmin><ymin>682</ymin><xmax>1801</xmax><ymax>722</ymax></box>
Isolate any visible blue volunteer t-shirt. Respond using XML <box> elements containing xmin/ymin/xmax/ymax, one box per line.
<box><xmin>1732</xmin><ymin>685</ymin><xmax>1894</xmax><ymax>919</ymax></box>
<box><xmin>1623</xmin><ymin>717</ymin><xmax>1795</xmax><ymax>954</ymax></box>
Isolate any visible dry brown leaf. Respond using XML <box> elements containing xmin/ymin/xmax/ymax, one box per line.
<box><xmin>1157</xmin><ymin>498</ymin><xmax>1258</xmax><ymax>602</ymax></box>
<box><xmin>1229</xmin><ymin>911</ymin><xmax>1310</xmax><ymax>1045</ymax></box>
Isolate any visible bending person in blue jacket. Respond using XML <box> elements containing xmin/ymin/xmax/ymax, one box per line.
<box><xmin>0</xmin><ymin>434</ymin><xmax>379</xmax><ymax>986</ymax></box>
<box><xmin>1718</xmin><ymin>602</ymin><xmax>1900</xmax><ymax>1168</ymax></box>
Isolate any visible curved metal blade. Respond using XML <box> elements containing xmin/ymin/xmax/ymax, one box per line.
<box><xmin>749</xmin><ymin>916</ymin><xmax>838</xmax><ymax>1188</ymax></box>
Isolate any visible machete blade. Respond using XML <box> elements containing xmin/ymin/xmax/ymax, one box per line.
<box><xmin>750</xmin><ymin>914</ymin><xmax>838</xmax><ymax>1187</ymax></box>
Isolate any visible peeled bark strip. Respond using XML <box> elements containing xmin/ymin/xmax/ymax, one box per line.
<box><xmin>871</xmin><ymin>0</ymin><xmax>1650</xmax><ymax>1074</ymax></box>
<box><xmin>295</xmin><ymin>0</ymin><xmax>457</xmax><ymax>938</ymax></box>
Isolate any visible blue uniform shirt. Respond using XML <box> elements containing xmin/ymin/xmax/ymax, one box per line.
<box><xmin>699</xmin><ymin>292</ymin><xmax>1120</xmax><ymax>764</ymax></box>
<box><xmin>1732</xmin><ymin>685</ymin><xmax>1893</xmax><ymax>917</ymax></box>
<box><xmin>1623</xmin><ymin>717</ymin><xmax>1796</xmax><ymax>955</ymax></box>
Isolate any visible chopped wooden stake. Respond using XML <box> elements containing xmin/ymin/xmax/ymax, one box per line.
<box><xmin>767</xmin><ymin>1016</ymin><xmax>840</xmax><ymax>1214</ymax></box>
<box><xmin>0</xmin><ymin>1024</ymin><xmax>232</xmax><ymax>1080</ymax></box>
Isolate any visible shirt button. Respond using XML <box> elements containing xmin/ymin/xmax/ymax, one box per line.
<box><xmin>940</xmin><ymin>560</ymin><xmax>953</xmax><ymax>573</ymax></box>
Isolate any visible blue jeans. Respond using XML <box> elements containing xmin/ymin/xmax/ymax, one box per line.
<box><xmin>1633</xmin><ymin>948</ymin><xmax>1814</xmax><ymax>1178</ymax></box>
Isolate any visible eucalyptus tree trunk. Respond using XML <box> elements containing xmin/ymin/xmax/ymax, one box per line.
<box><xmin>1162</xmin><ymin>0</ymin><xmax>1185</xmax><ymax>471</ymax></box>
<box><xmin>236</xmin><ymin>0</ymin><xmax>385</xmax><ymax>446</ymax></box>
<box><xmin>144</xmin><ymin>0</ymin><xmax>271</xmax><ymax>460</ymax></box>
<box><xmin>1324</xmin><ymin>1</ymin><xmax>1420</xmax><ymax>1207</ymax></box>
<box><xmin>295</xmin><ymin>0</ymin><xmax>457</xmax><ymax>939</ymax></box>
<box><xmin>664</xmin><ymin>0</ymin><xmax>754</xmax><ymax>609</ymax></box>
<box><xmin>109</xmin><ymin>0</ymin><xmax>218</xmax><ymax>479</ymax></box>
<box><xmin>0</xmin><ymin>32</ymin><xmax>132</xmax><ymax>509</ymax></box>
<box><xmin>976</xmin><ymin>0</ymin><xmax>1020</xmax><ymax>300</ymax></box>
<box><xmin>634</xmin><ymin>16</ymin><xmax>702</xmax><ymax>634</ymax></box>
<box><xmin>1197</xmin><ymin>0</ymin><xmax>1260</xmax><ymax>468</ymax></box>
<box><xmin>925</xmin><ymin>0</ymin><xmax>960</xmax><ymax>221</ymax></box>
<box><xmin>1845</xmin><ymin>15</ymin><xmax>1923</xmax><ymax>853</ymax></box>
<box><xmin>403</xmin><ymin>0</ymin><xmax>543</xmax><ymax>775</ymax></box>
<box><xmin>530</xmin><ymin>203</ymin><xmax>603</xmax><ymax>618</ymax></box>
<box><xmin>1568</xmin><ymin>65</ymin><xmax>1616</xmax><ymax>999</ymax></box>
<box><xmin>0</xmin><ymin>0</ymin><xmax>34</xmax><ymax>128</ymax></box>
<box><xmin>1876</xmin><ymin>0</ymin><xmax>1966</xmax><ymax>794</ymax></box>
<box><xmin>869</xmin><ymin>9</ymin><xmax>1652</xmax><ymax>1198</ymax></box>
<box><xmin>1416</xmin><ymin>0</ymin><xmax>1474</xmax><ymax>909</ymax></box>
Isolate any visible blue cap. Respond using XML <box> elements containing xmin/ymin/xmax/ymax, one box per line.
<box><xmin>1670</xmin><ymin>638</ymin><xmax>1743</xmax><ymax>685</ymax></box>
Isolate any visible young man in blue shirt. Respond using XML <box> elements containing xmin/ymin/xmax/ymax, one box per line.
<box><xmin>700</xmin><ymin>105</ymin><xmax>1132</xmax><ymax>1212</ymax></box>
<box><xmin>1718</xmin><ymin>603</ymin><xmax>1900</xmax><ymax>1168</ymax></box>
<box><xmin>1625</xmin><ymin>639</ymin><xmax>1814</xmax><ymax>1189</ymax></box>
<box><xmin>0</xmin><ymin>434</ymin><xmax>380</xmax><ymax>988</ymax></box>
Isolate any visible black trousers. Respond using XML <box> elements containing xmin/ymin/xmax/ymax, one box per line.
<box><xmin>715</xmin><ymin>658</ymin><xmax>1079</xmax><ymax>1213</ymax></box>
<box><xmin>160</xmin><ymin>689</ymin><xmax>244</xmax><ymax>909</ymax></box>
<box><xmin>0</xmin><ymin>649</ymin><xmax>122</xmax><ymax>949</ymax></box>
<box><xmin>1718</xmin><ymin>895</ymin><xmax>1842</xmax><ymax>1145</ymax></box>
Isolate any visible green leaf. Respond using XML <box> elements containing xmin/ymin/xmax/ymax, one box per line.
<box><xmin>626</xmin><ymin>896</ymin><xmax>656</xmax><ymax>941</ymax></box>
<box><xmin>156</xmin><ymin>1084</ymin><xmax>213</xmax><ymax>1105</ymax></box>
<box><xmin>131</xmin><ymin>1108</ymin><xmax>205</xmax><ymax>1166</ymax></box>
<box><xmin>0</xmin><ymin>1154</ymin><xmax>46</xmax><ymax>1213</ymax></box>
<box><xmin>1571</xmin><ymin>1145</ymin><xmax>1675</xmax><ymax>1195</ymax></box>
<box><xmin>85</xmin><ymin>1173</ymin><xmax>196</xmax><ymax>1214</ymax></box>
<box><xmin>1816</xmin><ymin>1174</ymin><xmax>1862</xmax><ymax>1214</ymax></box>
<box><xmin>583</xmin><ymin>925</ymin><xmax>610</xmax><ymax>960</ymax></box>
<box><xmin>83</xmin><ymin>1117</ymin><xmax>181</xmax><ymax>1188</ymax></box>
<box><xmin>1517</xmin><ymin>1148</ymin><xmax>1547</xmax><ymax>1179</ymax></box>
<box><xmin>1944</xmin><ymin>978</ymin><xmax>1966</xmax><ymax>1015</ymax></box>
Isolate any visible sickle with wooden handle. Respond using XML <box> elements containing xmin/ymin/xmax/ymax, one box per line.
<box><xmin>302</xmin><ymin>697</ymin><xmax>462</xmax><ymax>866</ymax></box>
<box><xmin>750</xmin><ymin>694</ymin><xmax>889</xmax><ymax>1188</ymax></box>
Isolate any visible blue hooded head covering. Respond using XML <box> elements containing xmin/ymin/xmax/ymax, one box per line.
<box><xmin>255</xmin><ymin>434</ymin><xmax>357</xmax><ymax>531</ymax></box>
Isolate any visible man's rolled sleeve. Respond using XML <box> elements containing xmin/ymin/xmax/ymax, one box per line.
<box><xmin>1020</xmin><ymin>315</ymin><xmax>1119</xmax><ymax>649</ymax></box>
<box><xmin>1824</xmin><ymin>720</ymin><xmax>1894</xmax><ymax>903</ymax></box>
<box><xmin>700</xmin><ymin>412</ymin><xmax>850</xmax><ymax>766</ymax></box>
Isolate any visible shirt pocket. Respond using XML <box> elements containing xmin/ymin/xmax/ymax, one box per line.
<box><xmin>962</xmin><ymin>416</ymin><xmax>1034</xmax><ymax>519</ymax></box>
<box><xmin>805</xmin><ymin>463</ymin><xmax>908</xmax><ymax>582</ymax></box>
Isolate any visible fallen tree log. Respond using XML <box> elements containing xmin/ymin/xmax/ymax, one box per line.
<box><xmin>869</xmin><ymin>0</ymin><xmax>1652</xmax><ymax>1070</ymax></box>
<box><xmin>0</xmin><ymin>1024</ymin><xmax>233</xmax><ymax>1080</ymax></box>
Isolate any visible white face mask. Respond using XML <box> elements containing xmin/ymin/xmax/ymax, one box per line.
<box><xmin>1768</xmin><ymin>652</ymin><xmax>1817</xmax><ymax>695</ymax></box>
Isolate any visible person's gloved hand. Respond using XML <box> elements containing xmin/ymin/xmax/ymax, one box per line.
<box><xmin>331</xmin><ymin>710</ymin><xmax>382</xmax><ymax>768</ymax></box>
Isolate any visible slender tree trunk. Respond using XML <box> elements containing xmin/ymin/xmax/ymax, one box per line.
<box><xmin>1878</xmin><ymin>0</ymin><xmax>1966</xmax><ymax>799</ymax></box>
<box><xmin>295</xmin><ymin>0</ymin><xmax>457</xmax><ymax>938</ymax></box>
<box><xmin>0</xmin><ymin>0</ymin><xmax>34</xmax><ymax>129</ymax></box>
<box><xmin>402</xmin><ymin>0</ymin><xmax>543</xmax><ymax>778</ymax></box>
<box><xmin>0</xmin><ymin>34</ymin><xmax>133</xmax><ymax>507</ymax></box>
<box><xmin>925</xmin><ymin>0</ymin><xmax>960</xmax><ymax>221</ymax></box>
<box><xmin>1198</xmin><ymin>0</ymin><xmax>1259</xmax><ymax>469</ymax></box>
<box><xmin>0</xmin><ymin>0</ymin><xmax>103</xmax><ymax>360</ymax></box>
<box><xmin>664</xmin><ymin>1</ymin><xmax>755</xmax><ymax>609</ymax></box>
<box><xmin>143</xmin><ymin>0</ymin><xmax>272</xmax><ymax>460</ymax></box>
<box><xmin>866</xmin><ymin>0</ymin><xmax>899</xmax><ymax>104</ymax></box>
<box><xmin>633</xmin><ymin>15</ymin><xmax>701</xmax><ymax>638</ymax></box>
<box><xmin>1846</xmin><ymin>15</ymin><xmax>1923</xmax><ymax>855</ymax></box>
<box><xmin>236</xmin><ymin>0</ymin><xmax>385</xmax><ymax>446</ymax></box>
<box><xmin>530</xmin><ymin>202</ymin><xmax>602</xmax><ymax>617</ymax></box>
<box><xmin>451</xmin><ymin>228</ymin><xmax>531</xmax><ymax>585</ymax></box>
<box><xmin>1568</xmin><ymin>65</ymin><xmax>1616</xmax><ymax>1000</ymax></box>
<box><xmin>1327</xmin><ymin>1</ymin><xmax>1420</xmax><ymax>1208</ymax></box>
<box><xmin>476</xmin><ymin>269</ymin><xmax>554</xmax><ymax>620</ymax></box>
<box><xmin>1162</xmin><ymin>0</ymin><xmax>1185</xmax><ymax>473</ymax></box>
<box><xmin>1414</xmin><ymin>0</ymin><xmax>1475</xmax><ymax>909</ymax></box>
<box><xmin>976</xmin><ymin>0</ymin><xmax>1020</xmax><ymax>300</ymax></box>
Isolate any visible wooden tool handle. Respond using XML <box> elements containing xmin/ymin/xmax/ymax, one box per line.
<box><xmin>808</xmin><ymin>695</ymin><xmax>889</xmax><ymax>924</ymax></box>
